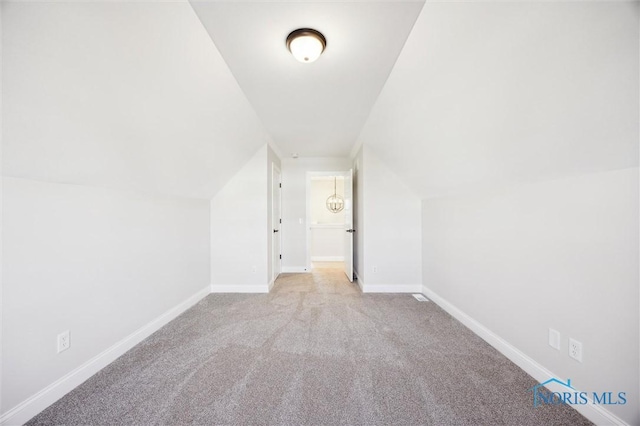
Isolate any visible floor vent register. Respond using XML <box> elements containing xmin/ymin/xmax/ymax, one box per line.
<box><xmin>412</xmin><ymin>294</ymin><xmax>429</xmax><ymax>302</ymax></box>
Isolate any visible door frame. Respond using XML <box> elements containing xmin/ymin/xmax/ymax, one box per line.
<box><xmin>272</xmin><ymin>163</ymin><xmax>282</xmax><ymax>283</ymax></box>
<box><xmin>305</xmin><ymin>170</ymin><xmax>351</xmax><ymax>272</ymax></box>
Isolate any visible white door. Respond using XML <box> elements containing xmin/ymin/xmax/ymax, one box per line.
<box><xmin>343</xmin><ymin>169</ymin><xmax>354</xmax><ymax>282</ymax></box>
<box><xmin>272</xmin><ymin>165</ymin><xmax>282</xmax><ymax>282</ymax></box>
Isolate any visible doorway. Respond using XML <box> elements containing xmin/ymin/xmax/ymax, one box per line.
<box><xmin>306</xmin><ymin>170</ymin><xmax>354</xmax><ymax>281</ymax></box>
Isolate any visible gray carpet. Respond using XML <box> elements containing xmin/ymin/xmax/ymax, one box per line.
<box><xmin>29</xmin><ymin>267</ymin><xmax>591</xmax><ymax>425</ymax></box>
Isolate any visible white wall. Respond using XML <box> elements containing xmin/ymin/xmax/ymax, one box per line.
<box><xmin>356</xmin><ymin>2</ymin><xmax>638</xmax><ymax>422</ymax></box>
<box><xmin>211</xmin><ymin>144</ymin><xmax>280</xmax><ymax>291</ymax></box>
<box><xmin>211</xmin><ymin>146</ymin><xmax>268</xmax><ymax>292</ymax></box>
<box><xmin>357</xmin><ymin>146</ymin><xmax>422</xmax><ymax>292</ymax></box>
<box><xmin>310</xmin><ymin>227</ymin><xmax>344</xmax><ymax>261</ymax></box>
<box><xmin>422</xmin><ymin>167</ymin><xmax>639</xmax><ymax>424</ymax></box>
<box><xmin>2</xmin><ymin>177</ymin><xmax>210</xmax><ymax>416</ymax></box>
<box><xmin>281</xmin><ymin>157</ymin><xmax>352</xmax><ymax>272</ymax></box>
<box><xmin>2</xmin><ymin>3</ymin><xmax>246</xmax><ymax>421</ymax></box>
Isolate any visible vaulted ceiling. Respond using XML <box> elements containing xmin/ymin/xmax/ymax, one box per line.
<box><xmin>2</xmin><ymin>0</ymin><xmax>637</xmax><ymax>200</ymax></box>
<box><xmin>2</xmin><ymin>1</ymin><xmax>268</xmax><ymax>199</ymax></box>
<box><xmin>358</xmin><ymin>1</ymin><xmax>639</xmax><ymax>198</ymax></box>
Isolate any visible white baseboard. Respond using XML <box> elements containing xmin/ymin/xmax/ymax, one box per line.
<box><xmin>281</xmin><ymin>266</ymin><xmax>309</xmax><ymax>273</ymax></box>
<box><xmin>421</xmin><ymin>285</ymin><xmax>629</xmax><ymax>426</ymax></box>
<box><xmin>210</xmin><ymin>284</ymin><xmax>269</xmax><ymax>293</ymax></box>
<box><xmin>268</xmin><ymin>277</ymin><xmax>275</xmax><ymax>291</ymax></box>
<box><xmin>353</xmin><ymin>270</ymin><xmax>422</xmax><ymax>294</ymax></box>
<box><xmin>0</xmin><ymin>285</ymin><xmax>211</xmax><ymax>426</ymax></box>
<box><xmin>361</xmin><ymin>284</ymin><xmax>422</xmax><ymax>293</ymax></box>
<box><xmin>310</xmin><ymin>256</ymin><xmax>344</xmax><ymax>262</ymax></box>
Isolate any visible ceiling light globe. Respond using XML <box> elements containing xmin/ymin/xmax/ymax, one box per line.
<box><xmin>286</xmin><ymin>29</ymin><xmax>326</xmax><ymax>63</ymax></box>
<box><xmin>290</xmin><ymin>35</ymin><xmax>323</xmax><ymax>63</ymax></box>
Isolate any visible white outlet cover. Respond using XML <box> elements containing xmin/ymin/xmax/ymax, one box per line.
<box><xmin>548</xmin><ymin>328</ymin><xmax>560</xmax><ymax>350</ymax></box>
<box><xmin>57</xmin><ymin>330</ymin><xmax>70</xmax><ymax>353</ymax></box>
<box><xmin>569</xmin><ymin>338</ymin><xmax>583</xmax><ymax>362</ymax></box>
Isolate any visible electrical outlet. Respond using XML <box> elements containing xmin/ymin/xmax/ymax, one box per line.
<box><xmin>372</xmin><ymin>266</ymin><xmax>378</xmax><ymax>273</ymax></box>
<box><xmin>251</xmin><ymin>266</ymin><xmax>257</xmax><ymax>274</ymax></box>
<box><xmin>569</xmin><ymin>338</ymin><xmax>582</xmax><ymax>362</ymax></box>
<box><xmin>57</xmin><ymin>330</ymin><xmax>70</xmax><ymax>353</ymax></box>
<box><xmin>548</xmin><ymin>328</ymin><xmax>560</xmax><ymax>350</ymax></box>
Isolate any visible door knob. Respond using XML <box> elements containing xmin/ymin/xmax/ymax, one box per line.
<box><xmin>273</xmin><ymin>229</ymin><xmax>279</xmax><ymax>233</ymax></box>
<box><xmin>346</xmin><ymin>229</ymin><xmax>355</xmax><ymax>233</ymax></box>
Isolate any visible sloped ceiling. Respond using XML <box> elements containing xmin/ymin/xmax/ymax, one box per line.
<box><xmin>190</xmin><ymin>0</ymin><xmax>424</xmax><ymax>157</ymax></box>
<box><xmin>4</xmin><ymin>1</ymin><xmax>637</xmax><ymax>201</ymax></box>
<box><xmin>2</xmin><ymin>1</ymin><xmax>267</xmax><ymax>199</ymax></box>
<box><xmin>357</xmin><ymin>1</ymin><xmax>639</xmax><ymax>199</ymax></box>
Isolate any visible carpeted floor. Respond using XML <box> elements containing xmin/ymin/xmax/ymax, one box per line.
<box><xmin>29</xmin><ymin>267</ymin><xmax>591</xmax><ymax>425</ymax></box>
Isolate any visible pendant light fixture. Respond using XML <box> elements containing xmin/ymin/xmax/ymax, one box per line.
<box><xmin>286</xmin><ymin>28</ymin><xmax>326</xmax><ymax>63</ymax></box>
<box><xmin>326</xmin><ymin>177</ymin><xmax>344</xmax><ymax>213</ymax></box>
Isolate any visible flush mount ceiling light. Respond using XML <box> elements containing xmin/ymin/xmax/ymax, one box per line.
<box><xmin>286</xmin><ymin>28</ymin><xmax>326</xmax><ymax>63</ymax></box>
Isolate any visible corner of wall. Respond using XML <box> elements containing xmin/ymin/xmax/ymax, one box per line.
<box><xmin>210</xmin><ymin>144</ymin><xmax>269</xmax><ymax>290</ymax></box>
<box><xmin>359</xmin><ymin>144</ymin><xmax>422</xmax><ymax>288</ymax></box>
<box><xmin>0</xmin><ymin>285</ymin><xmax>210</xmax><ymax>425</ymax></box>
<box><xmin>421</xmin><ymin>284</ymin><xmax>632</xmax><ymax>426</ymax></box>
<box><xmin>421</xmin><ymin>168</ymin><xmax>639</xmax><ymax>425</ymax></box>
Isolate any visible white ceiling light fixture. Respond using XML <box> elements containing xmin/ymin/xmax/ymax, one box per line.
<box><xmin>286</xmin><ymin>28</ymin><xmax>326</xmax><ymax>63</ymax></box>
